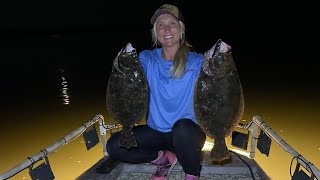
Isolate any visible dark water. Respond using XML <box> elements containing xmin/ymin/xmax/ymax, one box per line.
<box><xmin>1</xmin><ymin>30</ymin><xmax>319</xmax><ymax>179</ymax></box>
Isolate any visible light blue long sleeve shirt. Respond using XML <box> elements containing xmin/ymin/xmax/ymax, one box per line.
<box><xmin>138</xmin><ymin>48</ymin><xmax>204</xmax><ymax>132</ymax></box>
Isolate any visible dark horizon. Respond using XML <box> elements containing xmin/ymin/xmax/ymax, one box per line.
<box><xmin>1</xmin><ymin>0</ymin><xmax>317</xmax><ymax>67</ymax></box>
<box><xmin>1</xmin><ymin>0</ymin><xmax>319</xmax><ymax>113</ymax></box>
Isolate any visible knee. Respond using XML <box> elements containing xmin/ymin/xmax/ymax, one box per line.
<box><xmin>172</xmin><ymin>119</ymin><xmax>206</xmax><ymax>146</ymax></box>
<box><xmin>172</xmin><ymin>119</ymin><xmax>196</xmax><ymax>133</ymax></box>
<box><xmin>172</xmin><ymin>119</ymin><xmax>197</xmax><ymax>138</ymax></box>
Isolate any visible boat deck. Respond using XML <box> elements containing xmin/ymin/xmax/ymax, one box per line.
<box><xmin>76</xmin><ymin>151</ymin><xmax>270</xmax><ymax>180</ymax></box>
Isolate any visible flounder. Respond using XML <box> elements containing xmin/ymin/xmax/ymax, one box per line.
<box><xmin>106</xmin><ymin>43</ymin><xmax>148</xmax><ymax>149</ymax></box>
<box><xmin>193</xmin><ymin>39</ymin><xmax>244</xmax><ymax>164</ymax></box>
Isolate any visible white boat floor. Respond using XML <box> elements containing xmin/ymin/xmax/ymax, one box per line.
<box><xmin>76</xmin><ymin>151</ymin><xmax>270</xmax><ymax>180</ymax></box>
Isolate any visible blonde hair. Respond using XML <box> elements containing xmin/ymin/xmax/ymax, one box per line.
<box><xmin>151</xmin><ymin>21</ymin><xmax>191</xmax><ymax>79</ymax></box>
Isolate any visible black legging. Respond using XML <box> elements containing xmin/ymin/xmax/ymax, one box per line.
<box><xmin>106</xmin><ymin>119</ymin><xmax>206</xmax><ymax>176</ymax></box>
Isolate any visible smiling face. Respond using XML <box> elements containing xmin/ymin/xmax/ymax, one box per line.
<box><xmin>155</xmin><ymin>14</ymin><xmax>182</xmax><ymax>48</ymax></box>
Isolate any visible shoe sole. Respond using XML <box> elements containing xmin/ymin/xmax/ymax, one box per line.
<box><xmin>166</xmin><ymin>157</ymin><xmax>178</xmax><ymax>180</ymax></box>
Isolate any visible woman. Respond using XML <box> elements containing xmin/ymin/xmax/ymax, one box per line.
<box><xmin>106</xmin><ymin>4</ymin><xmax>206</xmax><ymax>180</ymax></box>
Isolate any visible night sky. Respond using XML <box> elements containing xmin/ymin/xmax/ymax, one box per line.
<box><xmin>1</xmin><ymin>0</ymin><xmax>317</xmax><ymax>68</ymax></box>
<box><xmin>0</xmin><ymin>0</ymin><xmax>319</xmax><ymax>115</ymax></box>
<box><xmin>0</xmin><ymin>0</ymin><xmax>319</xmax><ymax>103</ymax></box>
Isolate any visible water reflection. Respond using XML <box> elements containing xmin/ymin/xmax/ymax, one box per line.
<box><xmin>59</xmin><ymin>68</ymin><xmax>70</xmax><ymax>105</ymax></box>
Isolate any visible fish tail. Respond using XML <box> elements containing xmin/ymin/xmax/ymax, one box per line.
<box><xmin>210</xmin><ymin>138</ymin><xmax>231</xmax><ymax>164</ymax></box>
<box><xmin>119</xmin><ymin>127</ymin><xmax>137</xmax><ymax>149</ymax></box>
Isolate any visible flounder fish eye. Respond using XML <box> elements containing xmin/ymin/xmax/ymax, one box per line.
<box><xmin>120</xmin><ymin>47</ymin><xmax>137</xmax><ymax>57</ymax></box>
<box><xmin>124</xmin><ymin>49</ymin><xmax>137</xmax><ymax>57</ymax></box>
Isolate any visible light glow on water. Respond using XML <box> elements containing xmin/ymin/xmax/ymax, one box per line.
<box><xmin>1</xmin><ymin>89</ymin><xmax>320</xmax><ymax>180</ymax></box>
<box><xmin>229</xmin><ymin>148</ymin><xmax>252</xmax><ymax>158</ymax></box>
<box><xmin>202</xmin><ymin>141</ymin><xmax>251</xmax><ymax>159</ymax></box>
<box><xmin>201</xmin><ymin>141</ymin><xmax>214</xmax><ymax>152</ymax></box>
<box><xmin>59</xmin><ymin>68</ymin><xmax>71</xmax><ymax>105</ymax></box>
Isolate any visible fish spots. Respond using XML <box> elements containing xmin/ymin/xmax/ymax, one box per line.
<box><xmin>201</xmin><ymin>105</ymin><xmax>217</xmax><ymax>116</ymax></box>
<box><xmin>133</xmin><ymin>71</ymin><xmax>139</xmax><ymax>78</ymax></box>
<box><xmin>131</xmin><ymin>71</ymin><xmax>142</xmax><ymax>82</ymax></box>
<box><xmin>201</xmin><ymin>105</ymin><xmax>210</xmax><ymax>111</ymax></box>
<box><xmin>201</xmin><ymin>81</ymin><xmax>208</xmax><ymax>91</ymax></box>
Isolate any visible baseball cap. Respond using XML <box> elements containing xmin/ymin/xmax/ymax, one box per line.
<box><xmin>150</xmin><ymin>4</ymin><xmax>184</xmax><ymax>25</ymax></box>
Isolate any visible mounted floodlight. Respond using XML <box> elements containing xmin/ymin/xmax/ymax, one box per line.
<box><xmin>231</xmin><ymin>131</ymin><xmax>249</xmax><ymax>150</ymax></box>
<box><xmin>28</xmin><ymin>156</ymin><xmax>55</xmax><ymax>180</ymax></box>
<box><xmin>291</xmin><ymin>169</ymin><xmax>311</xmax><ymax>180</ymax></box>
<box><xmin>257</xmin><ymin>130</ymin><xmax>271</xmax><ymax>157</ymax></box>
<box><xmin>83</xmin><ymin>125</ymin><xmax>100</xmax><ymax>150</ymax></box>
<box><xmin>291</xmin><ymin>157</ymin><xmax>314</xmax><ymax>180</ymax></box>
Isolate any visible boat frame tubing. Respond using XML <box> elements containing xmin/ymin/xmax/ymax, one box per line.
<box><xmin>252</xmin><ymin>115</ymin><xmax>320</xmax><ymax>179</ymax></box>
<box><xmin>0</xmin><ymin>114</ymin><xmax>107</xmax><ymax>180</ymax></box>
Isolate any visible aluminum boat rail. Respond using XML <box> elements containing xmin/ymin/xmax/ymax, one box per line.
<box><xmin>0</xmin><ymin>115</ymin><xmax>319</xmax><ymax>179</ymax></box>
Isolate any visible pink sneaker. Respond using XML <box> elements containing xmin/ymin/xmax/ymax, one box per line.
<box><xmin>185</xmin><ymin>173</ymin><xmax>199</xmax><ymax>180</ymax></box>
<box><xmin>151</xmin><ymin>150</ymin><xmax>177</xmax><ymax>180</ymax></box>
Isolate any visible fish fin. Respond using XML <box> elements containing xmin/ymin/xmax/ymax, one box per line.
<box><xmin>113</xmin><ymin>45</ymin><xmax>127</xmax><ymax>75</ymax></box>
<box><xmin>210</xmin><ymin>138</ymin><xmax>231</xmax><ymax>164</ymax></box>
<box><xmin>113</xmin><ymin>54</ymin><xmax>126</xmax><ymax>75</ymax></box>
<box><xmin>119</xmin><ymin>127</ymin><xmax>137</xmax><ymax>149</ymax></box>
